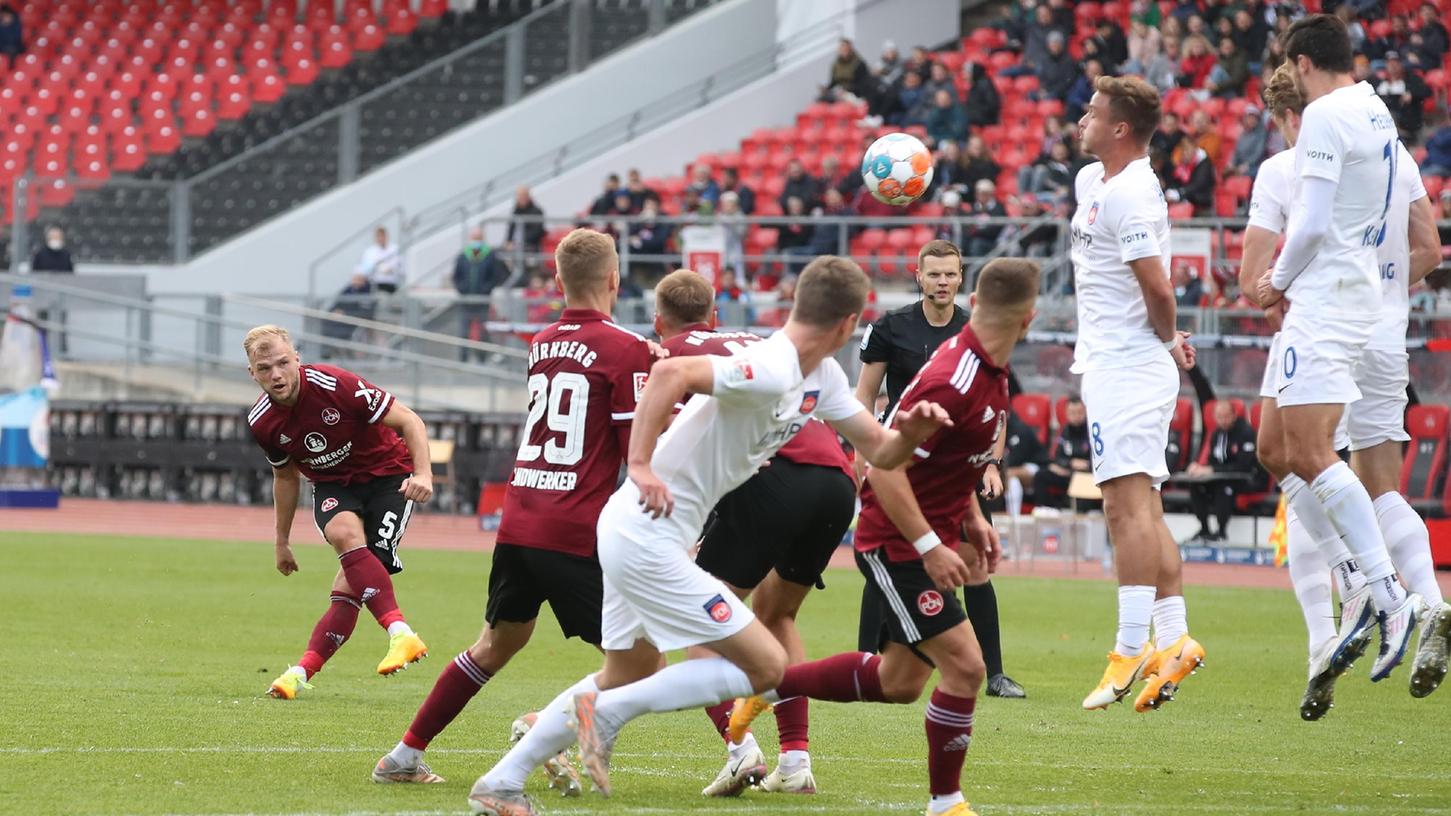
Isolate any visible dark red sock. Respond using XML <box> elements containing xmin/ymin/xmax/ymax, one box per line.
<box><xmin>704</xmin><ymin>700</ymin><xmax>733</xmax><ymax>742</ymax></box>
<box><xmin>773</xmin><ymin>695</ymin><xmax>809</xmax><ymax>752</ymax></box>
<box><xmin>774</xmin><ymin>652</ymin><xmax>886</xmax><ymax>702</ymax></box>
<box><xmin>339</xmin><ymin>548</ymin><xmax>405</xmax><ymax>629</ymax></box>
<box><xmin>924</xmin><ymin>688</ymin><xmax>976</xmax><ymax>797</ymax></box>
<box><xmin>402</xmin><ymin>652</ymin><xmax>493</xmax><ymax>750</ymax></box>
<box><xmin>297</xmin><ymin>592</ymin><xmax>361</xmax><ymax>679</ymax></box>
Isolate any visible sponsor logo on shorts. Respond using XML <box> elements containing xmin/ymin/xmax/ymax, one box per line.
<box><xmin>321</xmin><ymin>407</ymin><xmax>341</xmax><ymax>426</ymax></box>
<box><xmin>320</xmin><ymin>497</ymin><xmax>339</xmax><ymax>512</ymax></box>
<box><xmin>800</xmin><ymin>390</ymin><xmax>819</xmax><ymax>414</ymax></box>
<box><xmin>917</xmin><ymin>590</ymin><xmax>944</xmax><ymax>617</ymax></box>
<box><xmin>305</xmin><ymin>432</ymin><xmax>328</xmax><ymax>452</ymax></box>
<box><xmin>704</xmin><ymin>593</ymin><xmax>733</xmax><ymax>623</ymax></box>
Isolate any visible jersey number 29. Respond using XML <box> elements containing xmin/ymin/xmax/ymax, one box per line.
<box><xmin>517</xmin><ymin>372</ymin><xmax>588</xmax><ymax>466</ymax></box>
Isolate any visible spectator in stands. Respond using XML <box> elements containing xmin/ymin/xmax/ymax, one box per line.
<box><xmin>626</xmin><ymin>197</ymin><xmax>671</xmax><ymax>285</ymax></box>
<box><xmin>625</xmin><ymin>168</ymin><xmax>655</xmax><ymax>210</ymax></box>
<box><xmin>1178</xmin><ymin>109</ymin><xmax>1222</xmax><ymax>166</ymax></box>
<box><xmin>757</xmin><ymin>275</ymin><xmax>795</xmax><ymax>328</ymax></box>
<box><xmin>1165</xmin><ymin>143</ymin><xmax>1216</xmax><ymax>215</ymax></box>
<box><xmin>1036</xmin><ymin>31</ymin><xmax>1079</xmax><ymax>102</ymax></box>
<box><xmin>719</xmin><ymin>166</ymin><xmax>755</xmax><ymax>215</ymax></box>
<box><xmin>1145</xmin><ymin>35</ymin><xmax>1183</xmax><ymax>92</ymax></box>
<box><xmin>874</xmin><ymin>40</ymin><xmax>904</xmax><ymax>88</ymax></box>
<box><xmin>903</xmin><ymin>45</ymin><xmax>934</xmax><ymax>84</ymax></box>
<box><xmin>1227</xmin><ymin>104</ymin><xmax>1268</xmax><ymax>179</ymax></box>
<box><xmin>1231</xmin><ymin>8</ymin><xmax>1269</xmax><ymax>63</ymax></box>
<box><xmin>1417</xmin><ymin>3</ymin><xmax>1449</xmax><ymax>66</ymax></box>
<box><xmin>1334</xmin><ymin>3</ymin><xmax>1369</xmax><ymax>53</ymax></box>
<box><xmin>522</xmin><ymin>271</ymin><xmax>563</xmax><ymax>324</ymax></box>
<box><xmin>785</xmin><ymin>188</ymin><xmax>851</xmax><ymax>273</ymax></box>
<box><xmin>924</xmin><ymin>89</ymin><xmax>968</xmax><ymax>146</ymax></box>
<box><xmin>1206</xmin><ymin>35</ymin><xmax>1251</xmax><ymax>97</ymax></box>
<box><xmin>1000</xmin><ymin>408</ymin><xmax>1049</xmax><ymax>507</ymax></box>
<box><xmin>1012</xmin><ymin>193</ymin><xmax>1059</xmax><ymax>257</ymax></box>
<box><xmin>679</xmin><ymin>186</ymin><xmax>710</xmax><ymax>220</ymax></box>
<box><xmin>958</xmin><ymin>135</ymin><xmax>1002</xmax><ymax>194</ymax></box>
<box><xmin>779</xmin><ymin>158</ymin><xmax>819</xmax><ymax>212</ymax></box>
<box><xmin>1422</xmin><ymin>109</ymin><xmax>1451</xmax><ymax>177</ymax></box>
<box><xmin>1130</xmin><ymin>0</ymin><xmax>1161</xmax><ymax>28</ymax></box>
<box><xmin>1377</xmin><ymin>52</ymin><xmax>1432</xmax><ymax>143</ymax></box>
<box><xmin>1183</xmin><ymin>400</ymin><xmax>1261</xmax><ymax>544</ymax></box>
<box><xmin>323</xmin><ymin>273</ymin><xmax>374</xmax><ymax>359</ymax></box>
<box><xmin>775</xmin><ymin>195</ymin><xmax>812</xmax><ymax>255</ymax></box>
<box><xmin>963</xmin><ymin>62</ymin><xmax>1000</xmax><ymax>128</ymax></box>
<box><xmin>821</xmin><ymin>38</ymin><xmax>873</xmax><ymax>103</ymax></box>
<box><xmin>1032</xmin><ymin>395</ymin><xmax>1091</xmax><ymax>508</ymax></box>
<box><xmin>1151</xmin><ymin>111</ymin><xmax>1185</xmax><ymax>180</ymax></box>
<box><xmin>1021</xmin><ymin>138</ymin><xmax>1075</xmax><ymax>203</ymax></box>
<box><xmin>1383</xmin><ymin>14</ymin><xmax>1417</xmax><ymax>60</ymax></box>
<box><xmin>1091</xmin><ymin>17</ymin><xmax>1129</xmax><ymax>73</ymax></box>
<box><xmin>506</xmin><ymin>186</ymin><xmax>545</xmax><ymax>256</ymax></box>
<box><xmin>31</xmin><ymin>226</ymin><xmax>74</xmax><ymax>272</ymax></box>
<box><xmin>1126</xmin><ymin>18</ymin><xmax>1163</xmax><ymax>74</ymax></box>
<box><xmin>717</xmin><ymin>191</ymin><xmax>747</xmax><ymax>280</ymax></box>
<box><xmin>923</xmin><ymin>61</ymin><xmax>958</xmax><ymax>103</ymax></box>
<box><xmin>688</xmin><ymin>163</ymin><xmax>720</xmax><ymax>207</ymax></box>
<box><xmin>1172</xmin><ymin>261</ymin><xmax>1205</xmax><ymax>306</ymax></box>
<box><xmin>891</xmin><ymin>69</ymin><xmax>931</xmax><ymax>126</ymax></box>
<box><xmin>357</xmin><ymin>226</ymin><xmax>403</xmax><ymax>293</ymax></box>
<box><xmin>714</xmin><ymin>268</ymin><xmax>754</xmax><ymax>325</ymax></box>
<box><xmin>590</xmin><ymin>173</ymin><xmax>620</xmax><ymax>216</ymax></box>
<box><xmin>1023</xmin><ymin>4</ymin><xmax>1067</xmax><ymax>70</ymax></box>
<box><xmin>1169</xmin><ymin>0</ymin><xmax>1202</xmax><ymax>24</ymax></box>
<box><xmin>1066</xmin><ymin>59</ymin><xmax>1104</xmax><ymax>120</ymax></box>
<box><xmin>929</xmin><ymin>140</ymin><xmax>963</xmax><ymax>199</ymax></box>
<box><xmin>1180</xmin><ymin>35</ymin><xmax>1217</xmax><ymax>89</ymax></box>
<box><xmin>965</xmin><ymin>179</ymin><xmax>1007</xmax><ymax>259</ymax></box>
<box><xmin>0</xmin><ymin>4</ymin><xmax>21</xmax><ymax>68</ymax></box>
<box><xmin>453</xmin><ymin>226</ymin><xmax>507</xmax><ymax>359</ymax></box>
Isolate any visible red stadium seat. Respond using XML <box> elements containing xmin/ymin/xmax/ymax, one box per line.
<box><xmin>353</xmin><ymin>22</ymin><xmax>386</xmax><ymax>51</ymax></box>
<box><xmin>111</xmin><ymin>126</ymin><xmax>146</xmax><ymax>172</ymax></box>
<box><xmin>1195</xmin><ymin>399</ymin><xmax>1245</xmax><ymax>465</ymax></box>
<box><xmin>418</xmin><ymin>0</ymin><xmax>448</xmax><ymax>18</ymax></box>
<box><xmin>1168</xmin><ymin>399</ymin><xmax>1194</xmax><ymax>472</ymax></box>
<box><xmin>1401</xmin><ymin>405</ymin><xmax>1449</xmax><ymax>503</ymax></box>
<box><xmin>1011</xmin><ymin>393</ymin><xmax>1053</xmax><ymax>446</ymax></box>
<box><xmin>386</xmin><ymin>6</ymin><xmax>417</xmax><ymax>36</ymax></box>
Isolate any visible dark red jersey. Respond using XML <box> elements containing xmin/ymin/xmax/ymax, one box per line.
<box><xmin>498</xmin><ymin>308</ymin><xmax>653</xmax><ymax>557</ymax></box>
<box><xmin>247</xmin><ymin>363</ymin><xmax>413</xmax><ymax>484</ymax></box>
<box><xmin>663</xmin><ymin>324</ymin><xmax>853</xmax><ymax>478</ymax></box>
<box><xmin>855</xmin><ymin>324</ymin><xmax>1009</xmax><ymax>562</ymax></box>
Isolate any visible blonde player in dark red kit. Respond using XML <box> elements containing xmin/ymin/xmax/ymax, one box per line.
<box><xmin>243</xmin><ymin>325</ymin><xmax>435</xmax><ymax>700</ymax></box>
<box><xmin>652</xmin><ymin>270</ymin><xmax>857</xmax><ymax>797</ymax></box>
<box><xmin>729</xmin><ymin>258</ymin><xmax>1040</xmax><ymax>816</ymax></box>
<box><xmin>372</xmin><ymin>228</ymin><xmax>654</xmax><ymax>786</ymax></box>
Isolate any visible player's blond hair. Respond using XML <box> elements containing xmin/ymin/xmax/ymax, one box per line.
<box><xmin>654</xmin><ymin>269</ymin><xmax>714</xmax><ymax>328</ymax></box>
<box><xmin>1094</xmin><ymin>75</ymin><xmax>1160</xmax><ymax>145</ymax></box>
<box><xmin>973</xmin><ymin>258</ymin><xmax>1040</xmax><ymax>326</ymax></box>
<box><xmin>1262</xmin><ymin>62</ymin><xmax>1305</xmax><ymax>118</ymax></box>
<box><xmin>792</xmin><ymin>256</ymin><xmax>870</xmax><ymax>328</ymax></box>
<box><xmin>243</xmin><ymin>324</ymin><xmax>293</xmax><ymax>360</ymax></box>
<box><xmin>917</xmin><ymin>239</ymin><xmax>962</xmax><ymax>270</ymax></box>
<box><xmin>555</xmin><ymin>228</ymin><xmax>617</xmax><ymax>296</ymax></box>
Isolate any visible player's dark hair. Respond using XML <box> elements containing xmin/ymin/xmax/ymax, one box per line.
<box><xmin>973</xmin><ymin>258</ymin><xmax>1040</xmax><ymax>321</ymax></box>
<box><xmin>1284</xmin><ymin>14</ymin><xmax>1353</xmax><ymax>74</ymax></box>
<box><xmin>793</xmin><ymin>256</ymin><xmax>870</xmax><ymax>328</ymax></box>
<box><xmin>917</xmin><ymin>239</ymin><xmax>963</xmax><ymax>270</ymax></box>
<box><xmin>654</xmin><ymin>269</ymin><xmax>714</xmax><ymax>327</ymax></box>
<box><xmin>555</xmin><ymin>228</ymin><xmax>617</xmax><ymax>296</ymax></box>
<box><xmin>1094</xmin><ymin>75</ymin><xmax>1160</xmax><ymax>145</ymax></box>
<box><xmin>1066</xmin><ymin>393</ymin><xmax>1084</xmax><ymax>406</ymax></box>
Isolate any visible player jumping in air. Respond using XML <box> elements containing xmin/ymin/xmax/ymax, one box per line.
<box><xmin>243</xmin><ymin>325</ymin><xmax>433</xmax><ymax>700</ymax></box>
<box><xmin>652</xmin><ymin>269</ymin><xmax>857</xmax><ymax>797</ymax></box>
<box><xmin>372</xmin><ymin>228</ymin><xmax>654</xmax><ymax>785</ymax></box>
<box><xmin>1256</xmin><ymin>14</ymin><xmax>1424</xmax><ymax>685</ymax></box>
<box><xmin>1069</xmin><ymin>75</ymin><xmax>1204</xmax><ymax>713</ymax></box>
<box><xmin>466</xmin><ymin>256</ymin><xmax>951</xmax><ymax>816</ymax></box>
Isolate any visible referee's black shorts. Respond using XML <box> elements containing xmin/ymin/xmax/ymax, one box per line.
<box><xmin>696</xmin><ymin>457</ymin><xmax>856</xmax><ymax>591</ymax></box>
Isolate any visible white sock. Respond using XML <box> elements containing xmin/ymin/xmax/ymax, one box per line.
<box><xmin>1280</xmin><ymin>473</ymin><xmax>1363</xmax><ymax>596</ymax></box>
<box><xmin>386</xmin><ymin>740</ymin><xmax>423</xmax><ymax>767</ymax></box>
<box><xmin>1151</xmin><ymin>596</ymin><xmax>1188</xmax><ymax>651</ymax></box>
<box><xmin>285</xmin><ymin>665</ymin><xmax>308</xmax><ymax>680</ymax></box>
<box><xmin>726</xmin><ymin>733</ymin><xmax>758</xmax><ymax>762</ymax></box>
<box><xmin>1285</xmin><ymin>509</ymin><xmax>1337</xmax><ymax>655</ymax></box>
<box><xmin>1375</xmin><ymin>492</ymin><xmax>1442</xmax><ymax>606</ymax></box>
<box><xmin>594</xmin><ymin>657</ymin><xmax>755</xmax><ymax>732</ymax></box>
<box><xmin>1114</xmin><ymin>585</ymin><xmax>1156</xmax><ymax>656</ymax></box>
<box><xmin>481</xmin><ymin>674</ymin><xmax>599</xmax><ymax>792</ymax></box>
<box><xmin>386</xmin><ymin>621</ymin><xmax>414</xmax><ymax>638</ymax></box>
<box><xmin>779</xmin><ymin>749</ymin><xmax>810</xmax><ymax>773</ymax></box>
<box><xmin>930</xmin><ymin>791</ymin><xmax>966</xmax><ymax>814</ymax></box>
<box><xmin>1309</xmin><ymin>462</ymin><xmax>1403</xmax><ymax>609</ymax></box>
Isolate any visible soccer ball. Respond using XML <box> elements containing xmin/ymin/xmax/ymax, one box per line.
<box><xmin>860</xmin><ymin>132</ymin><xmax>933</xmax><ymax>206</ymax></box>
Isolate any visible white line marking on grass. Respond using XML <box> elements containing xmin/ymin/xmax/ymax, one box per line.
<box><xmin>130</xmin><ymin>806</ymin><xmax>1451</xmax><ymax>816</ymax></box>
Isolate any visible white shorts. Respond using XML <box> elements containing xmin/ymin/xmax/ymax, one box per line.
<box><xmin>1259</xmin><ymin>331</ymin><xmax>1351</xmax><ymax>450</ymax></box>
<box><xmin>1081</xmin><ymin>353</ymin><xmax>1178</xmax><ymax>486</ymax></box>
<box><xmin>1347</xmin><ymin>347</ymin><xmax>1410</xmax><ymax>452</ymax></box>
<box><xmin>1274</xmin><ymin>311</ymin><xmax>1376</xmax><ymax>408</ymax></box>
<box><xmin>596</xmin><ymin>493</ymin><xmax>754</xmax><ymax>652</ymax></box>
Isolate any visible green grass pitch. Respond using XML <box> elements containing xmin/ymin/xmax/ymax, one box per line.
<box><xmin>5</xmin><ymin>531</ymin><xmax>1451</xmax><ymax>816</ymax></box>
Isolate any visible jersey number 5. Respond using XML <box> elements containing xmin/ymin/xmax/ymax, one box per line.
<box><xmin>518</xmin><ymin>372</ymin><xmax>589</xmax><ymax>466</ymax></box>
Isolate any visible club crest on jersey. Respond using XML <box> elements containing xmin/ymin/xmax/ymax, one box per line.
<box><xmin>320</xmin><ymin>497</ymin><xmax>339</xmax><ymax>512</ymax></box>
<box><xmin>1086</xmin><ymin>202</ymin><xmax>1099</xmax><ymax>225</ymax></box>
<box><xmin>305</xmin><ymin>432</ymin><xmax>328</xmax><ymax>453</ymax></box>
<box><xmin>321</xmin><ymin>407</ymin><xmax>341</xmax><ymax>426</ymax></box>
<box><xmin>724</xmin><ymin>360</ymin><xmax>754</xmax><ymax>384</ymax></box>
<box><xmin>633</xmin><ymin>372</ymin><xmax>649</xmax><ymax>402</ymax></box>
<box><xmin>917</xmin><ymin>590</ymin><xmax>944</xmax><ymax>617</ymax></box>
<box><xmin>704</xmin><ymin>593</ymin><xmax>733</xmax><ymax>623</ymax></box>
<box><xmin>800</xmin><ymin>390</ymin><xmax>819</xmax><ymax>414</ymax></box>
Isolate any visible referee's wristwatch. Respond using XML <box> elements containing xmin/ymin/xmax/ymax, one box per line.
<box><xmin>984</xmin><ymin>457</ymin><xmax>1004</xmax><ymax>471</ymax></box>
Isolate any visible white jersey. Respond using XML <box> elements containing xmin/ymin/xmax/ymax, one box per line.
<box><xmin>1288</xmin><ymin>81</ymin><xmax>1398</xmax><ymax>316</ymax></box>
<box><xmin>1069</xmin><ymin>156</ymin><xmax>1172</xmax><ymax>373</ymax></box>
<box><xmin>1246</xmin><ymin>148</ymin><xmax>1297</xmax><ymax>234</ymax></box>
<box><xmin>1368</xmin><ymin>142</ymin><xmax>1427</xmax><ymax>351</ymax></box>
<box><xmin>631</xmin><ymin>329</ymin><xmax>861</xmax><ymax>545</ymax></box>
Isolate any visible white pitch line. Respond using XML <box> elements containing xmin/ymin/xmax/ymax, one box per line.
<box><xmin>130</xmin><ymin>805</ymin><xmax>1451</xmax><ymax>816</ymax></box>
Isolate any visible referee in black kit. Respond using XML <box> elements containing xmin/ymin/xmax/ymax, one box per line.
<box><xmin>854</xmin><ymin>239</ymin><xmax>1025</xmax><ymax>699</ymax></box>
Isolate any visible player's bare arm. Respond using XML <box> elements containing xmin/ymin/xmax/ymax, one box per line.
<box><xmin>627</xmin><ymin>355</ymin><xmax>718</xmax><ymax>518</ymax></box>
<box><xmin>1239</xmin><ymin>225</ymin><xmax>1289</xmax><ymax>329</ymax></box>
<box><xmin>272</xmin><ymin>460</ymin><xmax>302</xmax><ymax>576</ymax></box>
<box><xmin>980</xmin><ymin>430</ymin><xmax>1007</xmax><ymax>500</ymax></box>
<box><xmin>960</xmin><ymin>491</ymin><xmax>1000</xmax><ymax>574</ymax></box>
<box><xmin>1262</xmin><ymin>175</ymin><xmax>1337</xmax><ymax>305</ymax></box>
<box><xmin>829</xmin><ymin>405</ymin><xmax>953</xmax><ymax>471</ymax></box>
<box><xmin>1408</xmin><ymin>195</ymin><xmax>1440</xmax><ymax>284</ymax></box>
<box><xmin>1128</xmin><ymin>256</ymin><xmax>1195</xmax><ymax>370</ymax></box>
<box><xmin>380</xmin><ymin>401</ymin><xmax>434</xmax><ymax>503</ymax></box>
<box><xmin>865</xmin><ymin>462</ymin><xmax>971</xmax><ymax>591</ymax></box>
<box><xmin>851</xmin><ymin>361</ymin><xmax>888</xmax><ymax>482</ymax></box>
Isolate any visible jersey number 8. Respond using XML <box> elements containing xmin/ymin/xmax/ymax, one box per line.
<box><xmin>517</xmin><ymin>372</ymin><xmax>589</xmax><ymax>466</ymax></box>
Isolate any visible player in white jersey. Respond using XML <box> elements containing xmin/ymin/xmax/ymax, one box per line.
<box><xmin>1254</xmin><ymin>15</ymin><xmax>1422</xmax><ymax>683</ymax></box>
<box><xmin>467</xmin><ymin>257</ymin><xmax>953</xmax><ymax>815</ymax></box>
<box><xmin>1068</xmin><ymin>75</ymin><xmax>1204</xmax><ymax>714</ymax></box>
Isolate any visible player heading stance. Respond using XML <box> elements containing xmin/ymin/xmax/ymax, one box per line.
<box><xmin>731</xmin><ymin>258</ymin><xmax>1040</xmax><ymax>816</ymax></box>
<box><xmin>467</xmin><ymin>257</ymin><xmax>951</xmax><ymax>816</ymax></box>
<box><xmin>243</xmin><ymin>326</ymin><xmax>433</xmax><ymax>700</ymax></box>
<box><xmin>1070</xmin><ymin>75</ymin><xmax>1204</xmax><ymax>713</ymax></box>
<box><xmin>652</xmin><ymin>270</ymin><xmax>858</xmax><ymax>796</ymax></box>
<box><xmin>1256</xmin><ymin>14</ymin><xmax>1422</xmax><ymax>682</ymax></box>
<box><xmin>372</xmin><ymin>229</ymin><xmax>653</xmax><ymax>785</ymax></box>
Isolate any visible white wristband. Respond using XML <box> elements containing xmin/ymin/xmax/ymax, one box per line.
<box><xmin>912</xmin><ymin>530</ymin><xmax>943</xmax><ymax>556</ymax></box>
<box><xmin>1162</xmin><ymin>335</ymin><xmax>1180</xmax><ymax>352</ymax></box>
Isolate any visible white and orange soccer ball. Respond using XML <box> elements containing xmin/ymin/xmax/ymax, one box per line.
<box><xmin>860</xmin><ymin>132</ymin><xmax>933</xmax><ymax>206</ymax></box>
